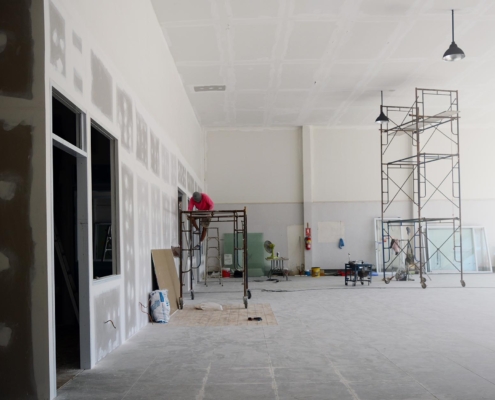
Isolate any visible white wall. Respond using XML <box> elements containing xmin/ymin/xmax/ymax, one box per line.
<box><xmin>312</xmin><ymin>128</ymin><xmax>382</xmax><ymax>202</ymax></box>
<box><xmin>207</xmin><ymin>127</ymin><xmax>304</xmax><ymax>270</ymax></box>
<box><xmin>44</xmin><ymin>0</ymin><xmax>204</xmax><ymax>397</ymax></box>
<box><xmin>207</xmin><ymin>127</ymin><xmax>303</xmax><ymax>204</ymax></box>
<box><xmin>208</xmin><ymin>124</ymin><xmax>495</xmax><ymax>274</ymax></box>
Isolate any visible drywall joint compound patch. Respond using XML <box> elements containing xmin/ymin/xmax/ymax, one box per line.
<box><xmin>0</xmin><ymin>251</ymin><xmax>10</xmax><ymax>272</ymax></box>
<box><xmin>0</xmin><ymin>180</ymin><xmax>16</xmax><ymax>200</ymax></box>
<box><xmin>0</xmin><ymin>323</ymin><xmax>12</xmax><ymax>346</ymax></box>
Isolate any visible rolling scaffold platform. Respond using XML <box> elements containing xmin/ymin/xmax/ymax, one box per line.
<box><xmin>178</xmin><ymin>208</ymin><xmax>251</xmax><ymax>308</ymax></box>
<box><xmin>380</xmin><ymin>88</ymin><xmax>464</xmax><ymax>288</ymax></box>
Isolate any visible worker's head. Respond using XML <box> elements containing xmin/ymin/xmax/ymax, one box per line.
<box><xmin>192</xmin><ymin>192</ymin><xmax>202</xmax><ymax>203</ymax></box>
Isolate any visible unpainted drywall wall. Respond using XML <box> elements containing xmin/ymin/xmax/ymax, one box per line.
<box><xmin>94</xmin><ymin>286</ymin><xmax>121</xmax><ymax>361</ymax></box>
<box><xmin>121</xmin><ymin>164</ymin><xmax>137</xmax><ymax>339</ymax></box>
<box><xmin>44</xmin><ymin>1</ymin><xmax>205</xmax><ymax>396</ymax></box>
<box><xmin>61</xmin><ymin>0</ymin><xmax>204</xmax><ymax>177</ymax></box>
<box><xmin>0</xmin><ymin>123</ymin><xmax>37</xmax><ymax>398</ymax></box>
<box><xmin>0</xmin><ymin>0</ymin><xmax>34</xmax><ymax>99</ymax></box>
<box><xmin>150</xmin><ymin>184</ymin><xmax>162</xmax><ymax>250</ymax></box>
<box><xmin>0</xmin><ymin>0</ymin><xmax>48</xmax><ymax>398</ymax></box>
<box><xmin>91</xmin><ymin>51</ymin><xmax>113</xmax><ymax>121</ymax></box>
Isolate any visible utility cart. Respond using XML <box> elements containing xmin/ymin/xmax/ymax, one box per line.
<box><xmin>345</xmin><ymin>262</ymin><xmax>373</xmax><ymax>286</ymax></box>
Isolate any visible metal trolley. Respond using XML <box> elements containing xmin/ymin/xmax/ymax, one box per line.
<box><xmin>178</xmin><ymin>208</ymin><xmax>251</xmax><ymax>309</ymax></box>
<box><xmin>345</xmin><ymin>262</ymin><xmax>373</xmax><ymax>286</ymax></box>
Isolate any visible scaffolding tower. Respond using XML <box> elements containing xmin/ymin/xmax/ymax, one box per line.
<box><xmin>380</xmin><ymin>88</ymin><xmax>464</xmax><ymax>288</ymax></box>
<box><xmin>179</xmin><ymin>208</ymin><xmax>251</xmax><ymax>308</ymax></box>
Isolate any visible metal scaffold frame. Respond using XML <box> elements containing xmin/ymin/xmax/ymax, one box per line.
<box><xmin>178</xmin><ymin>208</ymin><xmax>251</xmax><ymax>308</ymax></box>
<box><xmin>380</xmin><ymin>88</ymin><xmax>464</xmax><ymax>288</ymax></box>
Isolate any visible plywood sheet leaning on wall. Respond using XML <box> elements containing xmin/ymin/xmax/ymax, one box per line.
<box><xmin>151</xmin><ymin>250</ymin><xmax>180</xmax><ymax>315</ymax></box>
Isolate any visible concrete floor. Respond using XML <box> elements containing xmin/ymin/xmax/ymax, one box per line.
<box><xmin>57</xmin><ymin>274</ymin><xmax>495</xmax><ymax>400</ymax></box>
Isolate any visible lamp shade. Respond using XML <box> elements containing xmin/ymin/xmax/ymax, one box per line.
<box><xmin>375</xmin><ymin>110</ymin><xmax>389</xmax><ymax>124</ymax></box>
<box><xmin>443</xmin><ymin>41</ymin><xmax>465</xmax><ymax>61</ymax></box>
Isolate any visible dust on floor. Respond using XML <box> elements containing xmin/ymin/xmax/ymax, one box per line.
<box><xmin>167</xmin><ymin>303</ymin><xmax>277</xmax><ymax>327</ymax></box>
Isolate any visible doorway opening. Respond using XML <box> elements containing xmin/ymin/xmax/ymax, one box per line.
<box><xmin>52</xmin><ymin>90</ymin><xmax>88</xmax><ymax>389</ymax></box>
<box><xmin>52</xmin><ymin>145</ymin><xmax>81</xmax><ymax>388</ymax></box>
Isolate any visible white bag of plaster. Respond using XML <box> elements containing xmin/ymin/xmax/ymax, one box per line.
<box><xmin>149</xmin><ymin>290</ymin><xmax>171</xmax><ymax>323</ymax></box>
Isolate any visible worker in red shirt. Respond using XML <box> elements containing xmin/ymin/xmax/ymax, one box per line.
<box><xmin>188</xmin><ymin>192</ymin><xmax>214</xmax><ymax>247</ymax></box>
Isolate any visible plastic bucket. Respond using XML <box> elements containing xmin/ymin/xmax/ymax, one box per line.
<box><xmin>311</xmin><ymin>267</ymin><xmax>320</xmax><ymax>277</ymax></box>
<box><xmin>222</xmin><ymin>269</ymin><xmax>231</xmax><ymax>278</ymax></box>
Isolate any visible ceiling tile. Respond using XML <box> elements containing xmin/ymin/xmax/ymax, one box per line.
<box><xmin>271</xmin><ymin>110</ymin><xmax>301</xmax><ymax>124</ymax></box>
<box><xmin>461</xmin><ymin>20</ymin><xmax>495</xmax><ymax>58</ymax></box>
<box><xmin>233</xmin><ymin>23</ymin><xmax>278</xmax><ymax>61</ymax></box>
<box><xmin>389</xmin><ymin>20</ymin><xmax>446</xmax><ymax>60</ymax></box>
<box><xmin>151</xmin><ymin>0</ymin><xmax>212</xmax><ymax>22</ymax></box>
<box><xmin>235</xmin><ymin>92</ymin><xmax>266</xmax><ymax>109</ymax></box>
<box><xmin>292</xmin><ymin>0</ymin><xmax>346</xmax><ymax>16</ymax></box>
<box><xmin>312</xmin><ymin>90</ymin><xmax>351</xmax><ymax>108</ymax></box>
<box><xmin>412</xmin><ymin>60</ymin><xmax>465</xmax><ymax>88</ymax></box>
<box><xmin>235</xmin><ymin>110</ymin><xmax>265</xmax><ymax>125</ymax></box>
<box><xmin>189</xmin><ymin>91</ymin><xmax>226</xmax><ymax>114</ymax></box>
<box><xmin>420</xmin><ymin>0</ymin><xmax>484</xmax><ymax>15</ymax></box>
<box><xmin>359</xmin><ymin>0</ymin><xmax>415</xmax><ymax>16</ymax></box>
<box><xmin>366</xmin><ymin>60</ymin><xmax>423</xmax><ymax>89</ymax></box>
<box><xmin>234</xmin><ymin>64</ymin><xmax>271</xmax><ymax>90</ymax></box>
<box><xmin>322</xmin><ymin>62</ymin><xmax>371</xmax><ymax>91</ymax></box>
<box><xmin>165</xmin><ymin>26</ymin><xmax>220</xmax><ymax>62</ymax></box>
<box><xmin>285</xmin><ymin>21</ymin><xmax>336</xmax><ymax>60</ymax></box>
<box><xmin>337</xmin><ymin>20</ymin><xmax>400</xmax><ymax>61</ymax></box>
<box><xmin>273</xmin><ymin>91</ymin><xmax>310</xmax><ymax>108</ymax></box>
<box><xmin>178</xmin><ymin>65</ymin><xmax>224</xmax><ymax>86</ymax></box>
<box><xmin>279</xmin><ymin>63</ymin><xmax>320</xmax><ymax>90</ymax></box>
<box><xmin>335</xmin><ymin>106</ymin><xmax>373</xmax><ymax>126</ymax></box>
<box><xmin>229</xmin><ymin>0</ymin><xmax>280</xmax><ymax>19</ymax></box>
<box><xmin>198</xmin><ymin>109</ymin><xmax>228</xmax><ymax>126</ymax></box>
<box><xmin>153</xmin><ymin>0</ymin><xmax>495</xmax><ymax>128</ymax></box>
<box><xmin>301</xmin><ymin>108</ymin><xmax>334</xmax><ymax>124</ymax></box>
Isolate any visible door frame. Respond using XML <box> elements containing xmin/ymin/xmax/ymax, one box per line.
<box><xmin>49</xmin><ymin>86</ymin><xmax>93</xmax><ymax>397</ymax></box>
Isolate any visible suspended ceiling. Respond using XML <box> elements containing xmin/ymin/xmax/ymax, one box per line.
<box><xmin>151</xmin><ymin>0</ymin><xmax>495</xmax><ymax>128</ymax></box>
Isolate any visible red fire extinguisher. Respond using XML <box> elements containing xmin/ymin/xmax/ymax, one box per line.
<box><xmin>305</xmin><ymin>223</ymin><xmax>312</xmax><ymax>250</ymax></box>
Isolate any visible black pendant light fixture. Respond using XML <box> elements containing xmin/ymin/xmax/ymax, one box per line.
<box><xmin>375</xmin><ymin>91</ymin><xmax>389</xmax><ymax>124</ymax></box>
<box><xmin>443</xmin><ymin>10</ymin><xmax>465</xmax><ymax>61</ymax></box>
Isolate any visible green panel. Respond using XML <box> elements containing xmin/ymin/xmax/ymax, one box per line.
<box><xmin>223</xmin><ymin>232</ymin><xmax>269</xmax><ymax>274</ymax></box>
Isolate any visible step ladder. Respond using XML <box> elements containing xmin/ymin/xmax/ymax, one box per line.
<box><xmin>54</xmin><ymin>226</ymin><xmax>79</xmax><ymax>323</ymax></box>
<box><xmin>205</xmin><ymin>227</ymin><xmax>222</xmax><ymax>287</ymax></box>
<box><xmin>102</xmin><ymin>225</ymin><xmax>112</xmax><ymax>261</ymax></box>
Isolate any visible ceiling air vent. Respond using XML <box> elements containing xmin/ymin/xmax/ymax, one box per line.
<box><xmin>193</xmin><ymin>85</ymin><xmax>226</xmax><ymax>92</ymax></box>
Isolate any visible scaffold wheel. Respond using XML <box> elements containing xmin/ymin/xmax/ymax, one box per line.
<box><xmin>179</xmin><ymin>297</ymin><xmax>184</xmax><ymax>309</ymax></box>
<box><xmin>247</xmin><ymin>289</ymin><xmax>252</xmax><ymax>299</ymax></box>
<box><xmin>191</xmin><ymin>290</ymin><xmax>194</xmax><ymax>300</ymax></box>
<box><xmin>461</xmin><ymin>280</ymin><xmax>466</xmax><ymax>287</ymax></box>
<box><xmin>421</xmin><ymin>283</ymin><xmax>427</xmax><ymax>289</ymax></box>
<box><xmin>243</xmin><ymin>296</ymin><xmax>248</xmax><ymax>309</ymax></box>
<box><xmin>421</xmin><ymin>277</ymin><xmax>426</xmax><ymax>283</ymax></box>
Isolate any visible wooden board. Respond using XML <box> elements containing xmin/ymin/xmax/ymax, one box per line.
<box><xmin>151</xmin><ymin>249</ymin><xmax>180</xmax><ymax>315</ymax></box>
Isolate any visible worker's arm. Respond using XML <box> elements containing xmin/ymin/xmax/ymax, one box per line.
<box><xmin>204</xmin><ymin>194</ymin><xmax>215</xmax><ymax>210</ymax></box>
<box><xmin>188</xmin><ymin>197</ymin><xmax>195</xmax><ymax>211</ymax></box>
